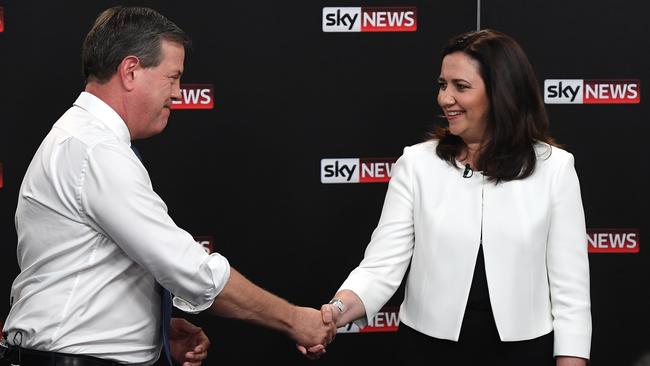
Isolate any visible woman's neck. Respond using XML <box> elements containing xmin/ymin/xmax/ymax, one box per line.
<box><xmin>459</xmin><ymin>142</ymin><xmax>482</xmax><ymax>168</ymax></box>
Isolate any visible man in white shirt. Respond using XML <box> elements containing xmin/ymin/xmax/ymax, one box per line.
<box><xmin>1</xmin><ymin>6</ymin><xmax>334</xmax><ymax>366</ymax></box>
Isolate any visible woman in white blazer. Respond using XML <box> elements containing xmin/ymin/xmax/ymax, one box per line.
<box><xmin>300</xmin><ymin>30</ymin><xmax>591</xmax><ymax>365</ymax></box>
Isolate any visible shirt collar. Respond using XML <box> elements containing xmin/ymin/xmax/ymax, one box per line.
<box><xmin>73</xmin><ymin>91</ymin><xmax>132</xmax><ymax>146</ymax></box>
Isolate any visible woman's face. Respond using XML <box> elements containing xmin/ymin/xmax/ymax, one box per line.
<box><xmin>437</xmin><ymin>51</ymin><xmax>490</xmax><ymax>144</ymax></box>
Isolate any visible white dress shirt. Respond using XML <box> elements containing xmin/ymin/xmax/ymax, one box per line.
<box><xmin>340</xmin><ymin>140</ymin><xmax>591</xmax><ymax>359</ymax></box>
<box><xmin>3</xmin><ymin>92</ymin><xmax>231</xmax><ymax>364</ymax></box>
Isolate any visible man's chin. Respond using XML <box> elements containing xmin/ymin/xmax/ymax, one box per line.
<box><xmin>136</xmin><ymin>122</ymin><xmax>168</xmax><ymax>140</ymax></box>
<box><xmin>157</xmin><ymin>119</ymin><xmax>170</xmax><ymax>133</ymax></box>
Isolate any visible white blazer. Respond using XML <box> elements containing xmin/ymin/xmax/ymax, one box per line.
<box><xmin>339</xmin><ymin>140</ymin><xmax>591</xmax><ymax>358</ymax></box>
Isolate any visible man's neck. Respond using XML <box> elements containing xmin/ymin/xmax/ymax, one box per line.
<box><xmin>85</xmin><ymin>81</ymin><xmax>133</xmax><ymax>138</ymax></box>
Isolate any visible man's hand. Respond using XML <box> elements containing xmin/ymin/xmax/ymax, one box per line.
<box><xmin>296</xmin><ymin>304</ymin><xmax>338</xmax><ymax>359</ymax></box>
<box><xmin>290</xmin><ymin>306</ymin><xmax>336</xmax><ymax>358</ymax></box>
<box><xmin>169</xmin><ymin>318</ymin><xmax>210</xmax><ymax>366</ymax></box>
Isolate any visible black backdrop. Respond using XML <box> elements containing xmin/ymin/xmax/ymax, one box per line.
<box><xmin>1</xmin><ymin>1</ymin><xmax>648</xmax><ymax>365</ymax></box>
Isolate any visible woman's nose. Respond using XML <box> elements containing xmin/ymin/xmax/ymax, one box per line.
<box><xmin>438</xmin><ymin>90</ymin><xmax>455</xmax><ymax>107</ymax></box>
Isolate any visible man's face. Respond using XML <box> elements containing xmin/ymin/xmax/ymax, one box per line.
<box><xmin>130</xmin><ymin>39</ymin><xmax>184</xmax><ymax>140</ymax></box>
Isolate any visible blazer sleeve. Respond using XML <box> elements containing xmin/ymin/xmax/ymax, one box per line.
<box><xmin>339</xmin><ymin>146</ymin><xmax>416</xmax><ymax>324</ymax></box>
<box><xmin>546</xmin><ymin>151</ymin><xmax>592</xmax><ymax>358</ymax></box>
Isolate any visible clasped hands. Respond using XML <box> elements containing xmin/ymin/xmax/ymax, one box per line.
<box><xmin>169</xmin><ymin>317</ymin><xmax>210</xmax><ymax>366</ymax></box>
<box><xmin>294</xmin><ymin>303</ymin><xmax>342</xmax><ymax>359</ymax></box>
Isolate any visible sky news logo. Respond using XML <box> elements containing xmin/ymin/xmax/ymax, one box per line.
<box><xmin>171</xmin><ymin>84</ymin><xmax>214</xmax><ymax>110</ymax></box>
<box><xmin>321</xmin><ymin>157</ymin><xmax>396</xmax><ymax>184</ymax></box>
<box><xmin>338</xmin><ymin>307</ymin><xmax>399</xmax><ymax>333</ymax></box>
<box><xmin>544</xmin><ymin>79</ymin><xmax>640</xmax><ymax>104</ymax></box>
<box><xmin>322</xmin><ymin>7</ymin><xmax>416</xmax><ymax>32</ymax></box>
<box><xmin>587</xmin><ymin>228</ymin><xmax>639</xmax><ymax>253</ymax></box>
<box><xmin>194</xmin><ymin>235</ymin><xmax>214</xmax><ymax>254</ymax></box>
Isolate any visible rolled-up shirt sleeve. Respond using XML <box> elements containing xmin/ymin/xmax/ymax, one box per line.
<box><xmin>79</xmin><ymin>141</ymin><xmax>230</xmax><ymax>312</ymax></box>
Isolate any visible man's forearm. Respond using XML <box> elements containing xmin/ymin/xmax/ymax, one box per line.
<box><xmin>207</xmin><ymin>267</ymin><xmax>335</xmax><ymax>348</ymax></box>
<box><xmin>208</xmin><ymin>268</ymin><xmax>293</xmax><ymax>335</ymax></box>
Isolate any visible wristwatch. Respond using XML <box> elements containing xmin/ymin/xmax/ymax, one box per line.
<box><xmin>328</xmin><ymin>298</ymin><xmax>345</xmax><ymax>313</ymax></box>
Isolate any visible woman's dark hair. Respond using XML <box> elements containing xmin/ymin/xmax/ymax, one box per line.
<box><xmin>431</xmin><ymin>29</ymin><xmax>556</xmax><ymax>183</ymax></box>
<box><xmin>82</xmin><ymin>6</ymin><xmax>191</xmax><ymax>83</ymax></box>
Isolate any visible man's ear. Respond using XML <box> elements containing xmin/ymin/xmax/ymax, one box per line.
<box><xmin>118</xmin><ymin>56</ymin><xmax>140</xmax><ymax>91</ymax></box>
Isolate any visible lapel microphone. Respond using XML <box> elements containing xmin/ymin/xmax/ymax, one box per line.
<box><xmin>463</xmin><ymin>164</ymin><xmax>474</xmax><ymax>178</ymax></box>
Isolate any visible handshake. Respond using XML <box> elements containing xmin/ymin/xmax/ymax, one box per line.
<box><xmin>208</xmin><ymin>270</ymin><xmax>363</xmax><ymax>360</ymax></box>
<box><xmin>292</xmin><ymin>301</ymin><xmax>344</xmax><ymax>359</ymax></box>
